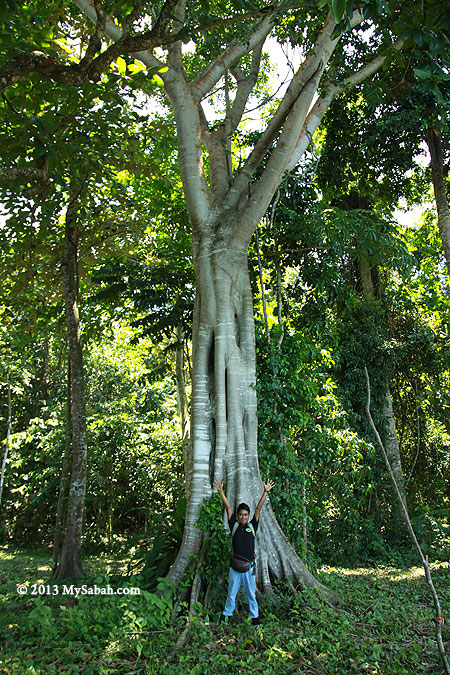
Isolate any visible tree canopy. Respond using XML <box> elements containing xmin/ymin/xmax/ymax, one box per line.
<box><xmin>1</xmin><ymin>1</ymin><xmax>450</xmax><ymax>669</ymax></box>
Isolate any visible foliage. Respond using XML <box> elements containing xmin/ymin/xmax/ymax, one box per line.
<box><xmin>127</xmin><ymin>495</ymin><xmax>186</xmax><ymax>587</ymax></box>
<box><xmin>1</xmin><ymin>548</ymin><xmax>449</xmax><ymax>674</ymax></box>
<box><xmin>0</xmin><ymin>321</ymin><xmax>184</xmax><ymax>548</ymax></box>
<box><xmin>197</xmin><ymin>492</ymin><xmax>233</xmax><ymax>608</ymax></box>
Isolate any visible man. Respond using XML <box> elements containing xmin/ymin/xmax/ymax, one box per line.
<box><xmin>213</xmin><ymin>478</ymin><xmax>275</xmax><ymax>628</ymax></box>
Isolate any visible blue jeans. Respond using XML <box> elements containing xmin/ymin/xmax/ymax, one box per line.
<box><xmin>222</xmin><ymin>565</ymin><xmax>258</xmax><ymax>619</ymax></box>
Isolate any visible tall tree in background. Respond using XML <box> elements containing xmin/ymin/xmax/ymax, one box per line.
<box><xmin>54</xmin><ymin>187</ymin><xmax>88</xmax><ymax>579</ymax></box>
<box><xmin>426</xmin><ymin>123</ymin><xmax>450</xmax><ymax>277</ymax></box>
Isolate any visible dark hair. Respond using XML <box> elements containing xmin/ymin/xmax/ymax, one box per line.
<box><xmin>237</xmin><ymin>502</ymin><xmax>250</xmax><ymax>514</ymax></box>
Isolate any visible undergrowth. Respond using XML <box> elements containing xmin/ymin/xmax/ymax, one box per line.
<box><xmin>0</xmin><ymin>547</ymin><xmax>449</xmax><ymax>674</ymax></box>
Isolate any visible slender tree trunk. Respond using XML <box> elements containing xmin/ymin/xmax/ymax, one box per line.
<box><xmin>52</xmin><ymin>361</ymin><xmax>72</xmax><ymax>574</ymax></box>
<box><xmin>302</xmin><ymin>477</ymin><xmax>308</xmax><ymax>558</ymax></box>
<box><xmin>168</xmin><ymin>230</ymin><xmax>335</xmax><ymax>602</ymax></box>
<box><xmin>54</xmin><ymin>191</ymin><xmax>87</xmax><ymax>580</ymax></box>
<box><xmin>0</xmin><ymin>381</ymin><xmax>11</xmax><ymax>508</ymax></box>
<box><xmin>381</xmin><ymin>389</ymin><xmax>406</xmax><ymax>512</ymax></box>
<box><xmin>38</xmin><ymin>337</ymin><xmax>50</xmax><ymax>412</ymax></box>
<box><xmin>359</xmin><ymin>257</ymin><xmax>406</xmax><ymax>512</ymax></box>
<box><xmin>108</xmin><ymin>480</ymin><xmax>113</xmax><ymax>547</ymax></box>
<box><xmin>426</xmin><ymin>126</ymin><xmax>450</xmax><ymax>277</ymax></box>
<box><xmin>365</xmin><ymin>367</ymin><xmax>450</xmax><ymax>675</ymax></box>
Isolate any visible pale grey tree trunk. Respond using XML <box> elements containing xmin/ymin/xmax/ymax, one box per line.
<box><xmin>168</xmin><ymin>229</ymin><xmax>335</xmax><ymax>601</ymax></box>
<box><xmin>0</xmin><ymin>381</ymin><xmax>11</xmax><ymax>508</ymax></box>
<box><xmin>175</xmin><ymin>323</ymin><xmax>191</xmax><ymax>494</ymax></box>
<box><xmin>426</xmin><ymin>126</ymin><xmax>450</xmax><ymax>277</ymax></box>
<box><xmin>52</xmin><ymin>361</ymin><xmax>72</xmax><ymax>574</ymax></box>
<box><xmin>54</xmin><ymin>191</ymin><xmax>87</xmax><ymax>580</ymax></box>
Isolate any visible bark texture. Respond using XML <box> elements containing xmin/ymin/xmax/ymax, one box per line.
<box><xmin>0</xmin><ymin>382</ymin><xmax>11</xmax><ymax>508</ymax></box>
<box><xmin>175</xmin><ymin>323</ymin><xmax>191</xmax><ymax>494</ymax></box>
<box><xmin>426</xmin><ymin>126</ymin><xmax>450</xmax><ymax>277</ymax></box>
<box><xmin>381</xmin><ymin>389</ymin><xmax>406</xmax><ymax>514</ymax></box>
<box><xmin>54</xmin><ymin>194</ymin><xmax>87</xmax><ymax>580</ymax></box>
<box><xmin>52</xmin><ymin>362</ymin><xmax>72</xmax><ymax>574</ymax></box>
<box><xmin>168</xmin><ymin>228</ymin><xmax>335</xmax><ymax>601</ymax></box>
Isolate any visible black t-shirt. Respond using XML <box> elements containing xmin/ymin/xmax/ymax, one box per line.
<box><xmin>228</xmin><ymin>514</ymin><xmax>258</xmax><ymax>562</ymax></box>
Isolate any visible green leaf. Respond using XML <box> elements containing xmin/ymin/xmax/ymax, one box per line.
<box><xmin>150</xmin><ymin>74</ymin><xmax>164</xmax><ymax>87</ymax></box>
<box><xmin>330</xmin><ymin>22</ymin><xmax>343</xmax><ymax>40</ymax></box>
<box><xmin>413</xmin><ymin>67</ymin><xmax>431</xmax><ymax>79</ymax></box>
<box><xmin>128</xmin><ymin>60</ymin><xmax>146</xmax><ymax>75</ymax></box>
<box><xmin>116</xmin><ymin>57</ymin><xmax>127</xmax><ymax>76</ymax></box>
<box><xmin>331</xmin><ymin>0</ymin><xmax>346</xmax><ymax>24</ymax></box>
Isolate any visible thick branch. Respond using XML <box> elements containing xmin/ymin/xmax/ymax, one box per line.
<box><xmin>190</xmin><ymin>14</ymin><xmax>274</xmax><ymax>101</ymax></box>
<box><xmin>78</xmin><ymin>0</ymin><xmax>105</xmax><ymax>68</ymax></box>
<box><xmin>223</xmin><ymin>14</ymin><xmax>340</xmax><ymax>213</ymax></box>
<box><xmin>0</xmin><ymin>0</ymin><xmax>181</xmax><ymax>92</ymax></box>
<box><xmin>228</xmin><ymin>40</ymin><xmax>264</xmax><ymax>134</ymax></box>
<box><xmin>0</xmin><ymin>163</ymin><xmax>53</xmax><ymax>198</ymax></box>
<box><xmin>0</xmin><ymin>51</ymin><xmax>71</xmax><ymax>92</ymax></box>
<box><xmin>0</xmin><ymin>165</ymin><xmax>48</xmax><ymax>183</ymax></box>
<box><xmin>286</xmin><ymin>38</ymin><xmax>404</xmax><ymax>171</ymax></box>
<box><xmin>163</xmin><ymin>77</ymin><xmax>211</xmax><ymax>228</ymax></box>
<box><xmin>72</xmin><ymin>0</ymin><xmax>175</xmax><ymax>73</ymax></box>
<box><xmin>167</xmin><ymin>0</ymin><xmax>186</xmax><ymax>71</ymax></box>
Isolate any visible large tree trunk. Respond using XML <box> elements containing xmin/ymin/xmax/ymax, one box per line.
<box><xmin>426</xmin><ymin>125</ymin><xmax>450</xmax><ymax>277</ymax></box>
<box><xmin>168</xmin><ymin>229</ymin><xmax>335</xmax><ymax>602</ymax></box>
<box><xmin>54</xmin><ymin>193</ymin><xmax>87</xmax><ymax>580</ymax></box>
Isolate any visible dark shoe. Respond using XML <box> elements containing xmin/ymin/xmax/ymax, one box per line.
<box><xmin>219</xmin><ymin>614</ymin><xmax>229</xmax><ymax>624</ymax></box>
<box><xmin>251</xmin><ymin>617</ymin><xmax>260</xmax><ymax>626</ymax></box>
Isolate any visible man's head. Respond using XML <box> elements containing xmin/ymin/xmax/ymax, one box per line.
<box><xmin>237</xmin><ymin>502</ymin><xmax>250</xmax><ymax>525</ymax></box>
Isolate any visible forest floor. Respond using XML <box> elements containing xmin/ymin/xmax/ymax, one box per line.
<box><xmin>0</xmin><ymin>547</ymin><xmax>449</xmax><ymax>674</ymax></box>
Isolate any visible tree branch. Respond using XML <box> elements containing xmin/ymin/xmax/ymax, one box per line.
<box><xmin>167</xmin><ymin>0</ymin><xmax>186</xmax><ymax>72</ymax></box>
<box><xmin>235</xmin><ymin>63</ymin><xmax>323</xmax><ymax>246</ymax></box>
<box><xmin>190</xmin><ymin>13</ymin><xmax>274</xmax><ymax>101</ymax></box>
<box><xmin>0</xmin><ymin>165</ymin><xmax>51</xmax><ymax>194</ymax></box>
<box><xmin>286</xmin><ymin>37</ymin><xmax>405</xmax><ymax>172</ymax></box>
<box><xmin>78</xmin><ymin>0</ymin><xmax>106</xmax><ymax>70</ymax></box>
<box><xmin>223</xmin><ymin>13</ymin><xmax>340</xmax><ymax>214</ymax></box>
<box><xmin>163</xmin><ymin>77</ymin><xmax>212</xmax><ymax>229</ymax></box>
<box><xmin>228</xmin><ymin>39</ymin><xmax>264</xmax><ymax>134</ymax></box>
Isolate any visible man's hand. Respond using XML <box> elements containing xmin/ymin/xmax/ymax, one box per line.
<box><xmin>213</xmin><ymin>478</ymin><xmax>232</xmax><ymax>519</ymax></box>
<box><xmin>264</xmin><ymin>479</ymin><xmax>275</xmax><ymax>493</ymax></box>
<box><xmin>255</xmin><ymin>479</ymin><xmax>274</xmax><ymax>521</ymax></box>
<box><xmin>213</xmin><ymin>478</ymin><xmax>224</xmax><ymax>493</ymax></box>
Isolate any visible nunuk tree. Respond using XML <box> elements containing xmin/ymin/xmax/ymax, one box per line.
<box><xmin>2</xmin><ymin>0</ymin><xmax>448</xmax><ymax>594</ymax></box>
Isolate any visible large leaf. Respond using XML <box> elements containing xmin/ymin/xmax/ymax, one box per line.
<box><xmin>331</xmin><ymin>0</ymin><xmax>346</xmax><ymax>24</ymax></box>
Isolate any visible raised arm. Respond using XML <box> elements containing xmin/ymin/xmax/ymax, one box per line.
<box><xmin>213</xmin><ymin>479</ymin><xmax>232</xmax><ymax>521</ymax></box>
<box><xmin>254</xmin><ymin>480</ymin><xmax>275</xmax><ymax>522</ymax></box>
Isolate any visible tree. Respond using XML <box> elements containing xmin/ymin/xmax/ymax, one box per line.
<box><xmin>2</xmin><ymin>0</ymin><xmax>449</xmax><ymax>594</ymax></box>
<box><xmin>426</xmin><ymin>123</ymin><xmax>450</xmax><ymax>277</ymax></box>
<box><xmin>54</xmin><ymin>186</ymin><xmax>88</xmax><ymax>579</ymax></box>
